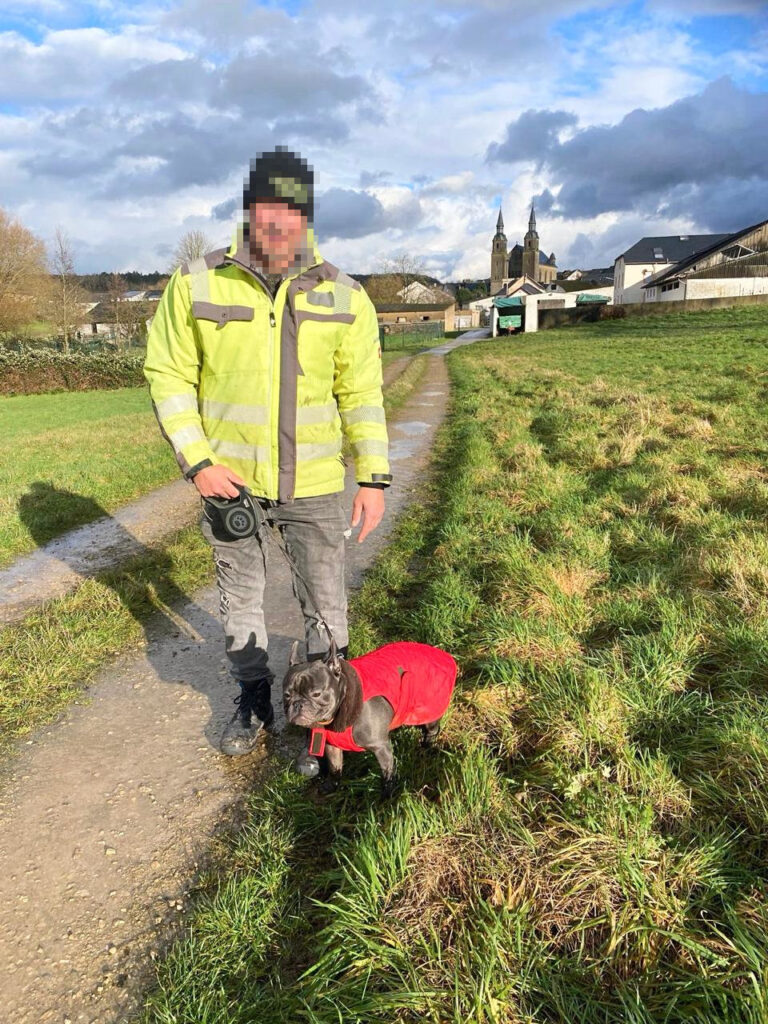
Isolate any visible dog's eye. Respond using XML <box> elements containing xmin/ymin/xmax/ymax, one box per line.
<box><xmin>310</xmin><ymin>690</ymin><xmax>323</xmax><ymax>698</ymax></box>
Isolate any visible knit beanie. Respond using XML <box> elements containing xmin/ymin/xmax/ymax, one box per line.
<box><xmin>243</xmin><ymin>147</ymin><xmax>314</xmax><ymax>222</ymax></box>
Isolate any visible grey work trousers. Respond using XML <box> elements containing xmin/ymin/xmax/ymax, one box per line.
<box><xmin>201</xmin><ymin>492</ymin><xmax>349</xmax><ymax>695</ymax></box>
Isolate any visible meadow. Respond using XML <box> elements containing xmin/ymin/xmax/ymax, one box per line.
<box><xmin>142</xmin><ymin>306</ymin><xmax>768</xmax><ymax>1023</ymax></box>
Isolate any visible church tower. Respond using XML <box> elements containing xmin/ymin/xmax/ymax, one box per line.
<box><xmin>490</xmin><ymin>206</ymin><xmax>507</xmax><ymax>295</ymax></box>
<box><xmin>522</xmin><ymin>203</ymin><xmax>539</xmax><ymax>281</ymax></box>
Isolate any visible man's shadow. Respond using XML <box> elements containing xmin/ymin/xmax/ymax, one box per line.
<box><xmin>17</xmin><ymin>482</ymin><xmax>296</xmax><ymax>751</ymax></box>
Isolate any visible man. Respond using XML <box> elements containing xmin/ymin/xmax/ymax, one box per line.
<box><xmin>144</xmin><ymin>148</ymin><xmax>390</xmax><ymax>768</ymax></box>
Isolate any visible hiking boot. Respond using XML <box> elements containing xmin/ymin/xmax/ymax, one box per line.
<box><xmin>220</xmin><ymin>680</ymin><xmax>275</xmax><ymax>756</ymax></box>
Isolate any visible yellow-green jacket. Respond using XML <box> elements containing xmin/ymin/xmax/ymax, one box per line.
<box><xmin>143</xmin><ymin>230</ymin><xmax>390</xmax><ymax>501</ymax></box>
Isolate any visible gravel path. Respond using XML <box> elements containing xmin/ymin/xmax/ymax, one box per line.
<box><xmin>0</xmin><ymin>352</ymin><xmax>454</xmax><ymax>1024</ymax></box>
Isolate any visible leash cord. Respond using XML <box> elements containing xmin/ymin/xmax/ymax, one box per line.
<box><xmin>254</xmin><ymin>502</ymin><xmax>337</xmax><ymax>650</ymax></box>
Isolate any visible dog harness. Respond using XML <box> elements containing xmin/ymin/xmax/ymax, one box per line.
<box><xmin>309</xmin><ymin>641</ymin><xmax>457</xmax><ymax>756</ymax></box>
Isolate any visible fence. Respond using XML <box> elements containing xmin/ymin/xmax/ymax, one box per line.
<box><xmin>378</xmin><ymin>320</ymin><xmax>444</xmax><ymax>351</ymax></box>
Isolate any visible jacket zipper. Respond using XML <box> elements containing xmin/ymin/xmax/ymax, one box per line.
<box><xmin>269</xmin><ymin>307</ymin><xmax>277</xmax><ymax>498</ymax></box>
<box><xmin>224</xmin><ymin>252</ymin><xmax>322</xmax><ymax>502</ymax></box>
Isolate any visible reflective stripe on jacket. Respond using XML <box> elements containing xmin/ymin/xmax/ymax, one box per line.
<box><xmin>143</xmin><ymin>229</ymin><xmax>390</xmax><ymax>500</ymax></box>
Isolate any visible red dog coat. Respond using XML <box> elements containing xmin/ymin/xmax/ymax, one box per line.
<box><xmin>310</xmin><ymin>641</ymin><xmax>457</xmax><ymax>755</ymax></box>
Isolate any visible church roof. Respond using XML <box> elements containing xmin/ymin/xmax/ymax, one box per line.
<box><xmin>507</xmin><ymin>245</ymin><xmax>554</xmax><ymax>264</ymax></box>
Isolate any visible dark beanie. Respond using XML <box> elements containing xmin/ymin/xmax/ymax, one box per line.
<box><xmin>243</xmin><ymin>147</ymin><xmax>314</xmax><ymax>222</ymax></box>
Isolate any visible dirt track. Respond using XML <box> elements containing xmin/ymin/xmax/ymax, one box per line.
<box><xmin>0</xmin><ymin>351</ymin><xmax>454</xmax><ymax>1024</ymax></box>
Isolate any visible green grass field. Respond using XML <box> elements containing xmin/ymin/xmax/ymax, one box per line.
<box><xmin>0</xmin><ymin>387</ymin><xmax>179</xmax><ymax>566</ymax></box>
<box><xmin>142</xmin><ymin>306</ymin><xmax>768</xmax><ymax>1023</ymax></box>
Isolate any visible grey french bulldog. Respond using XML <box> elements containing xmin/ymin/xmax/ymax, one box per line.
<box><xmin>282</xmin><ymin>637</ymin><xmax>457</xmax><ymax>797</ymax></box>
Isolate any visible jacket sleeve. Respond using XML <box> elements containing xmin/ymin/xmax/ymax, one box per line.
<box><xmin>143</xmin><ymin>268</ymin><xmax>217</xmax><ymax>479</ymax></box>
<box><xmin>333</xmin><ymin>285</ymin><xmax>391</xmax><ymax>487</ymax></box>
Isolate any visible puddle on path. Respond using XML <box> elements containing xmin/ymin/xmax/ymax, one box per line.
<box><xmin>388</xmin><ymin>438</ymin><xmax>421</xmax><ymax>461</ymax></box>
<box><xmin>393</xmin><ymin>420</ymin><xmax>430</xmax><ymax>436</ymax></box>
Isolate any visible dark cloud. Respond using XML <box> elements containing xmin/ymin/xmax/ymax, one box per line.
<box><xmin>216</xmin><ymin>50</ymin><xmax>372</xmax><ymax>119</ymax></box>
<box><xmin>533</xmin><ymin>187</ymin><xmax>556</xmax><ymax>213</ymax></box>
<box><xmin>315</xmin><ymin>188</ymin><xmax>385</xmax><ymax>239</ymax></box>
<box><xmin>18</xmin><ymin>19</ymin><xmax>377</xmax><ymax>200</ymax></box>
<box><xmin>212</xmin><ymin>198</ymin><xmax>239</xmax><ymax>221</ymax></box>
<box><xmin>23</xmin><ymin>48</ymin><xmax>372</xmax><ymax>197</ymax></box>
<box><xmin>487</xmin><ymin>109</ymin><xmax>577</xmax><ymax>164</ymax></box>
<box><xmin>314</xmin><ymin>187</ymin><xmax>423</xmax><ymax>240</ymax></box>
<box><xmin>487</xmin><ymin>78</ymin><xmax>768</xmax><ymax>231</ymax></box>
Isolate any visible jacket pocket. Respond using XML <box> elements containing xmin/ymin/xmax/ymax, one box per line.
<box><xmin>192</xmin><ymin>301</ymin><xmax>254</xmax><ymax>328</ymax></box>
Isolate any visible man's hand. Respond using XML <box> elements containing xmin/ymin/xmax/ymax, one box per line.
<box><xmin>351</xmin><ymin>487</ymin><xmax>385</xmax><ymax>544</ymax></box>
<box><xmin>193</xmin><ymin>465</ymin><xmax>246</xmax><ymax>499</ymax></box>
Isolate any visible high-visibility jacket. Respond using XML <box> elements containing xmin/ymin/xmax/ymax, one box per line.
<box><xmin>143</xmin><ymin>227</ymin><xmax>391</xmax><ymax>501</ymax></box>
<box><xmin>314</xmin><ymin>642</ymin><xmax>457</xmax><ymax>753</ymax></box>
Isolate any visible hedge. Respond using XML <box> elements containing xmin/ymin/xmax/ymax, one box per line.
<box><xmin>0</xmin><ymin>349</ymin><xmax>146</xmax><ymax>396</ymax></box>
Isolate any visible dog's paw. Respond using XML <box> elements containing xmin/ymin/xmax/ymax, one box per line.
<box><xmin>318</xmin><ymin>775</ymin><xmax>340</xmax><ymax>796</ymax></box>
<box><xmin>380</xmin><ymin>775</ymin><xmax>399</xmax><ymax>800</ymax></box>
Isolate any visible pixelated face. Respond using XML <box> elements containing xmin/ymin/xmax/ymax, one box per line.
<box><xmin>248</xmin><ymin>200</ymin><xmax>307</xmax><ymax>271</ymax></box>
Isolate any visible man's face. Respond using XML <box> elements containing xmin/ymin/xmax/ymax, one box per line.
<box><xmin>248</xmin><ymin>201</ymin><xmax>307</xmax><ymax>273</ymax></box>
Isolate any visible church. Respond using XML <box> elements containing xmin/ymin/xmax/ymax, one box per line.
<box><xmin>491</xmin><ymin>204</ymin><xmax>557</xmax><ymax>294</ymax></box>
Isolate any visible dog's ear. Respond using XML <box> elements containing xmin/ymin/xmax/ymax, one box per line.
<box><xmin>289</xmin><ymin>640</ymin><xmax>302</xmax><ymax>666</ymax></box>
<box><xmin>331</xmin><ymin>660</ymin><xmax>364</xmax><ymax>733</ymax></box>
<box><xmin>324</xmin><ymin>637</ymin><xmax>342</xmax><ymax>679</ymax></box>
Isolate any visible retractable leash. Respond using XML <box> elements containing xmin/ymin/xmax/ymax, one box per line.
<box><xmin>203</xmin><ymin>485</ymin><xmax>337</xmax><ymax>649</ymax></box>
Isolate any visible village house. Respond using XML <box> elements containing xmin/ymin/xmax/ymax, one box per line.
<box><xmin>396</xmin><ymin>280</ymin><xmax>453</xmax><ymax>304</ymax></box>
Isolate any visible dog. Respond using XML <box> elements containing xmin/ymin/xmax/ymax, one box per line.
<box><xmin>282</xmin><ymin>638</ymin><xmax>457</xmax><ymax>797</ymax></box>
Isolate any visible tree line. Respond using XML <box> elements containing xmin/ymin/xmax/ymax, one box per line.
<box><xmin>0</xmin><ymin>213</ymin><xmax>214</xmax><ymax>353</ymax></box>
<box><xmin>0</xmin><ymin>207</ymin><xmax>489</xmax><ymax>354</ymax></box>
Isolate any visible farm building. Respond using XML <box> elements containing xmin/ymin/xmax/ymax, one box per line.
<box><xmin>641</xmin><ymin>219</ymin><xmax>768</xmax><ymax>303</ymax></box>
<box><xmin>374</xmin><ymin>300</ymin><xmax>456</xmax><ymax>332</ymax></box>
<box><xmin>613</xmin><ymin>234</ymin><xmax>730</xmax><ymax>304</ymax></box>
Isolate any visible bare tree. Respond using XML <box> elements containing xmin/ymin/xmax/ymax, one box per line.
<box><xmin>170</xmin><ymin>229</ymin><xmax>213</xmax><ymax>272</ymax></box>
<box><xmin>379</xmin><ymin>252</ymin><xmax>427</xmax><ymax>297</ymax></box>
<box><xmin>47</xmin><ymin>227</ymin><xmax>88</xmax><ymax>353</ymax></box>
<box><xmin>0</xmin><ymin>208</ymin><xmax>49</xmax><ymax>336</ymax></box>
<box><xmin>106</xmin><ymin>273</ymin><xmax>150</xmax><ymax>350</ymax></box>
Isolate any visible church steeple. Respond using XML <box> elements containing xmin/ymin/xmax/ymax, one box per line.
<box><xmin>490</xmin><ymin>204</ymin><xmax>508</xmax><ymax>295</ymax></box>
<box><xmin>522</xmin><ymin>201</ymin><xmax>540</xmax><ymax>280</ymax></box>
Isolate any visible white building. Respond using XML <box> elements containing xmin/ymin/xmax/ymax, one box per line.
<box><xmin>642</xmin><ymin>219</ymin><xmax>768</xmax><ymax>303</ymax></box>
<box><xmin>613</xmin><ymin>234</ymin><xmax>729</xmax><ymax>304</ymax></box>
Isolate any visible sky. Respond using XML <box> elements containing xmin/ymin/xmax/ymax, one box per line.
<box><xmin>0</xmin><ymin>0</ymin><xmax>766</xmax><ymax>277</ymax></box>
